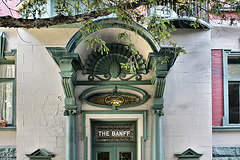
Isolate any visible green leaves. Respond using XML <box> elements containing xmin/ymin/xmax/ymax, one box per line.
<box><xmin>19</xmin><ymin>0</ymin><xmax>47</xmax><ymax>19</ymax></box>
<box><xmin>84</xmin><ymin>37</ymin><xmax>110</xmax><ymax>55</ymax></box>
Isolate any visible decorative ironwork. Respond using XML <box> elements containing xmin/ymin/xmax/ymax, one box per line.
<box><xmin>87</xmin><ymin>93</ymin><xmax>139</xmax><ymax>107</ymax></box>
<box><xmin>94</xmin><ymin>124</ymin><xmax>135</xmax><ymax>142</ymax></box>
<box><xmin>80</xmin><ymin>85</ymin><xmax>149</xmax><ymax>109</ymax></box>
<box><xmin>84</xmin><ymin>43</ymin><xmax>146</xmax><ymax>81</ymax></box>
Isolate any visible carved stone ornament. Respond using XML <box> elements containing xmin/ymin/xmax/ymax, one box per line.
<box><xmin>83</xmin><ymin>43</ymin><xmax>146</xmax><ymax>81</ymax></box>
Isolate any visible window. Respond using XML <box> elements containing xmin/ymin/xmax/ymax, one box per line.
<box><xmin>0</xmin><ymin>31</ymin><xmax>16</xmax><ymax>128</ymax></box>
<box><xmin>223</xmin><ymin>50</ymin><xmax>240</xmax><ymax>125</ymax></box>
<box><xmin>0</xmin><ymin>63</ymin><xmax>15</xmax><ymax>126</ymax></box>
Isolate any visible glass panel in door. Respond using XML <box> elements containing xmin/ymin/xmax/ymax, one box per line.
<box><xmin>117</xmin><ymin>147</ymin><xmax>135</xmax><ymax>160</ymax></box>
<box><xmin>119</xmin><ymin>152</ymin><xmax>132</xmax><ymax>160</ymax></box>
<box><xmin>98</xmin><ymin>152</ymin><xmax>110</xmax><ymax>160</ymax></box>
<box><xmin>93</xmin><ymin>147</ymin><xmax>114</xmax><ymax>160</ymax></box>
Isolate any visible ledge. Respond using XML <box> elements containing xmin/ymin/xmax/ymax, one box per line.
<box><xmin>213</xmin><ymin>126</ymin><xmax>240</xmax><ymax>131</ymax></box>
<box><xmin>0</xmin><ymin>127</ymin><xmax>16</xmax><ymax>131</ymax></box>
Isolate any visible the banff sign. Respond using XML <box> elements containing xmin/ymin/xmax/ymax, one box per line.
<box><xmin>94</xmin><ymin>123</ymin><xmax>135</xmax><ymax>142</ymax></box>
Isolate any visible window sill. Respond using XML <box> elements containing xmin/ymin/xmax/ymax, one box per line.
<box><xmin>0</xmin><ymin>126</ymin><xmax>16</xmax><ymax>131</ymax></box>
<box><xmin>213</xmin><ymin>126</ymin><xmax>240</xmax><ymax>131</ymax></box>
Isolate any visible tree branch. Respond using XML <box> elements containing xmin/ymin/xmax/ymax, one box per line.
<box><xmin>0</xmin><ymin>0</ymin><xmax>147</xmax><ymax>28</ymax></box>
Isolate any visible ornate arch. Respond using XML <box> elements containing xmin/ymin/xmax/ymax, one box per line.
<box><xmin>66</xmin><ymin>18</ymin><xmax>160</xmax><ymax>53</ymax></box>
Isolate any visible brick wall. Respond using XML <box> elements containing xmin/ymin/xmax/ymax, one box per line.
<box><xmin>211</xmin><ymin>49</ymin><xmax>224</xmax><ymax>126</ymax></box>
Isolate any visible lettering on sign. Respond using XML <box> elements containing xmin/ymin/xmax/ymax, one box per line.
<box><xmin>94</xmin><ymin>124</ymin><xmax>135</xmax><ymax>142</ymax></box>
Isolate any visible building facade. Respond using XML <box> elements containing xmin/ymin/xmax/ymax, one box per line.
<box><xmin>0</xmin><ymin>0</ymin><xmax>239</xmax><ymax>160</ymax></box>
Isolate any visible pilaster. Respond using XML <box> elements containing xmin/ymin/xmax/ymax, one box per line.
<box><xmin>47</xmin><ymin>47</ymin><xmax>83</xmax><ymax>160</ymax></box>
<box><xmin>147</xmin><ymin>47</ymin><xmax>178</xmax><ymax>160</ymax></box>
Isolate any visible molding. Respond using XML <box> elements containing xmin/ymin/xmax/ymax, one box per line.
<box><xmin>0</xmin><ymin>126</ymin><xmax>16</xmax><ymax>131</ymax></box>
<box><xmin>66</xmin><ymin>18</ymin><xmax>160</xmax><ymax>53</ymax></box>
<box><xmin>222</xmin><ymin>49</ymin><xmax>240</xmax><ymax>126</ymax></box>
<box><xmin>213</xmin><ymin>126</ymin><xmax>240</xmax><ymax>131</ymax></box>
<box><xmin>83</xmin><ymin>43</ymin><xmax>147</xmax><ymax>82</ymax></box>
<box><xmin>26</xmin><ymin>149</ymin><xmax>54</xmax><ymax>159</ymax></box>
<box><xmin>76</xmin><ymin>80</ymin><xmax>152</xmax><ymax>85</ymax></box>
<box><xmin>79</xmin><ymin>85</ymin><xmax>149</xmax><ymax>109</ymax></box>
<box><xmin>175</xmin><ymin>148</ymin><xmax>202</xmax><ymax>159</ymax></box>
<box><xmin>81</xmin><ymin>110</ymin><xmax>147</xmax><ymax>160</ymax></box>
<box><xmin>0</xmin><ymin>32</ymin><xmax>16</xmax><ymax>62</ymax></box>
<box><xmin>47</xmin><ymin>47</ymin><xmax>83</xmax><ymax>113</ymax></box>
<box><xmin>148</xmin><ymin>47</ymin><xmax>178</xmax><ymax>114</ymax></box>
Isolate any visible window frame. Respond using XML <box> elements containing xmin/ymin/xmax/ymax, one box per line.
<box><xmin>223</xmin><ymin>49</ymin><xmax>240</xmax><ymax>126</ymax></box>
<box><xmin>0</xmin><ymin>60</ymin><xmax>16</xmax><ymax>130</ymax></box>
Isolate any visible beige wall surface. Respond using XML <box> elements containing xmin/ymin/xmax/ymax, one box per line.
<box><xmin>211</xmin><ymin>26</ymin><xmax>240</xmax><ymax>50</ymax></box>
<box><xmin>163</xmin><ymin>29</ymin><xmax>212</xmax><ymax>160</ymax></box>
<box><xmin>213</xmin><ymin>132</ymin><xmax>240</xmax><ymax>146</ymax></box>
<box><xmin>0</xmin><ymin>27</ymin><xmax>213</xmax><ymax>160</ymax></box>
<box><xmin>16</xmin><ymin>28</ymin><xmax>80</xmax><ymax>160</ymax></box>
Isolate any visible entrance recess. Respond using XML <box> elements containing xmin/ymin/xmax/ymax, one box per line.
<box><xmin>92</xmin><ymin>121</ymin><xmax>136</xmax><ymax>160</ymax></box>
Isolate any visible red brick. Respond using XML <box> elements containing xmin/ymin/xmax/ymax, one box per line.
<box><xmin>211</xmin><ymin>49</ymin><xmax>224</xmax><ymax>126</ymax></box>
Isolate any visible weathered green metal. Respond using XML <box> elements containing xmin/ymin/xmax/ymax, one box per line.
<box><xmin>222</xmin><ymin>49</ymin><xmax>240</xmax><ymax>126</ymax></box>
<box><xmin>47</xmin><ymin>47</ymin><xmax>83</xmax><ymax>160</ymax></box>
<box><xmin>80</xmin><ymin>85</ymin><xmax>149</xmax><ymax>109</ymax></box>
<box><xmin>148</xmin><ymin>46</ymin><xmax>178</xmax><ymax>160</ymax></box>
<box><xmin>65</xmin><ymin>110</ymin><xmax>76</xmax><ymax>160</ymax></box>
<box><xmin>0</xmin><ymin>32</ymin><xmax>16</xmax><ymax>129</ymax></box>
<box><xmin>84</xmin><ymin>43</ymin><xmax>147</xmax><ymax>81</ymax></box>
<box><xmin>82</xmin><ymin>110</ymin><xmax>147</xmax><ymax>160</ymax></box>
<box><xmin>0</xmin><ymin>32</ymin><xmax>16</xmax><ymax>63</ymax></box>
<box><xmin>66</xmin><ymin>18</ymin><xmax>160</xmax><ymax>53</ymax></box>
<box><xmin>76</xmin><ymin>80</ymin><xmax>152</xmax><ymax>85</ymax></box>
<box><xmin>152</xmin><ymin>110</ymin><xmax>163</xmax><ymax>160</ymax></box>
<box><xmin>175</xmin><ymin>148</ymin><xmax>202</xmax><ymax>159</ymax></box>
<box><xmin>0</xmin><ymin>32</ymin><xmax>5</xmax><ymax>59</ymax></box>
<box><xmin>26</xmin><ymin>149</ymin><xmax>54</xmax><ymax>159</ymax></box>
<box><xmin>212</xmin><ymin>126</ymin><xmax>240</xmax><ymax>131</ymax></box>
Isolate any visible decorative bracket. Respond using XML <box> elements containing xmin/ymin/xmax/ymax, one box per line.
<box><xmin>147</xmin><ymin>47</ymin><xmax>178</xmax><ymax>116</ymax></box>
<box><xmin>46</xmin><ymin>47</ymin><xmax>83</xmax><ymax>115</ymax></box>
<box><xmin>26</xmin><ymin>149</ymin><xmax>54</xmax><ymax>160</ymax></box>
<box><xmin>175</xmin><ymin>148</ymin><xmax>202</xmax><ymax>159</ymax></box>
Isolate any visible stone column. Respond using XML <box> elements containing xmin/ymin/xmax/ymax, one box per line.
<box><xmin>65</xmin><ymin>110</ymin><xmax>76</xmax><ymax>160</ymax></box>
<box><xmin>46</xmin><ymin>48</ymin><xmax>84</xmax><ymax>160</ymax></box>
<box><xmin>152</xmin><ymin>110</ymin><xmax>163</xmax><ymax>160</ymax></box>
<box><xmin>59</xmin><ymin>59</ymin><xmax>79</xmax><ymax>160</ymax></box>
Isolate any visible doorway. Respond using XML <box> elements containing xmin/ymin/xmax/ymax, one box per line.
<box><xmin>92</xmin><ymin>121</ymin><xmax>137</xmax><ymax>160</ymax></box>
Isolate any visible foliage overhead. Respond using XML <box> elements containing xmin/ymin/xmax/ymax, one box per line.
<box><xmin>1</xmin><ymin>0</ymin><xmax>240</xmax><ymax>67</ymax></box>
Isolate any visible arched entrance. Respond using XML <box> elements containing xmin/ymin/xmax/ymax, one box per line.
<box><xmin>47</xmin><ymin>17</ymin><xmax>178</xmax><ymax>160</ymax></box>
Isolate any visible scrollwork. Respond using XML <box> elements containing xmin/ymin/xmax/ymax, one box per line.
<box><xmin>119</xmin><ymin>73</ymin><xmax>142</xmax><ymax>81</ymax></box>
<box><xmin>88</xmin><ymin>74</ymin><xmax>111</xmax><ymax>81</ymax></box>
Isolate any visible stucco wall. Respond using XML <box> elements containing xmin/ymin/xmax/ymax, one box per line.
<box><xmin>15</xmin><ymin>28</ymin><xmax>78</xmax><ymax>160</ymax></box>
<box><xmin>163</xmin><ymin>29</ymin><xmax>212</xmax><ymax>160</ymax></box>
<box><xmin>211</xmin><ymin>26</ymin><xmax>240</xmax><ymax>50</ymax></box>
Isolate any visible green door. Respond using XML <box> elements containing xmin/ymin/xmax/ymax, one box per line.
<box><xmin>93</xmin><ymin>147</ymin><xmax>114</xmax><ymax>160</ymax></box>
<box><xmin>93</xmin><ymin>146</ymin><xmax>135</xmax><ymax>160</ymax></box>
<box><xmin>92</xmin><ymin>121</ymin><xmax>136</xmax><ymax>160</ymax></box>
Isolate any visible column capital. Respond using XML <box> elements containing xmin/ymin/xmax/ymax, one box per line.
<box><xmin>47</xmin><ymin>47</ymin><xmax>83</xmax><ymax>114</ymax></box>
<box><xmin>64</xmin><ymin>109</ymin><xmax>77</xmax><ymax>116</ymax></box>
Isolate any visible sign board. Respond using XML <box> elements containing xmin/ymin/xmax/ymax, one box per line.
<box><xmin>94</xmin><ymin>123</ymin><xmax>135</xmax><ymax>142</ymax></box>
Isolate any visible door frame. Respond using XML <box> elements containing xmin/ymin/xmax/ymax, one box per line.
<box><xmin>92</xmin><ymin>121</ymin><xmax>137</xmax><ymax>160</ymax></box>
<box><xmin>81</xmin><ymin>110</ymin><xmax>147</xmax><ymax>160</ymax></box>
